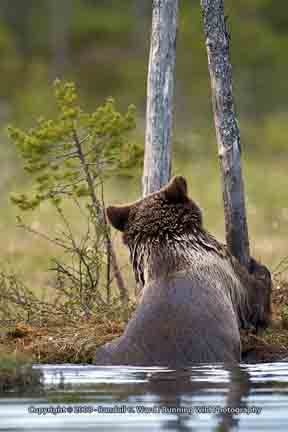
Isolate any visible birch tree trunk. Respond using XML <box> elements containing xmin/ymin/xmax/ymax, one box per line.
<box><xmin>200</xmin><ymin>0</ymin><xmax>250</xmax><ymax>268</ymax></box>
<box><xmin>143</xmin><ymin>0</ymin><xmax>178</xmax><ymax>196</ymax></box>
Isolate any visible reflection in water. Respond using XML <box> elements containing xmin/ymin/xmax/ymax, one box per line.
<box><xmin>216</xmin><ymin>367</ymin><xmax>250</xmax><ymax>432</ymax></box>
<box><xmin>143</xmin><ymin>366</ymin><xmax>251</xmax><ymax>432</ymax></box>
<box><xmin>1</xmin><ymin>363</ymin><xmax>288</xmax><ymax>431</ymax></box>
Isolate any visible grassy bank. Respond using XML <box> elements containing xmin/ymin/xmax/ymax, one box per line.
<box><xmin>0</xmin><ymin>278</ymin><xmax>287</xmax><ymax>364</ymax></box>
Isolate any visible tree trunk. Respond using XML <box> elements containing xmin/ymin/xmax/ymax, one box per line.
<box><xmin>143</xmin><ymin>0</ymin><xmax>178</xmax><ymax>196</ymax></box>
<box><xmin>200</xmin><ymin>0</ymin><xmax>250</xmax><ymax>268</ymax></box>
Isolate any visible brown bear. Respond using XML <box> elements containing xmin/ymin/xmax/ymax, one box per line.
<box><xmin>94</xmin><ymin>176</ymin><xmax>271</xmax><ymax>366</ymax></box>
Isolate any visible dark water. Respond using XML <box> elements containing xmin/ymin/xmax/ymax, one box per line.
<box><xmin>1</xmin><ymin>362</ymin><xmax>288</xmax><ymax>431</ymax></box>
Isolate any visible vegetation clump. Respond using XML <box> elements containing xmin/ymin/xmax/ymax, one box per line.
<box><xmin>7</xmin><ymin>80</ymin><xmax>142</xmax><ymax>318</ymax></box>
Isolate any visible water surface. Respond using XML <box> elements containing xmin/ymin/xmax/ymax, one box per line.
<box><xmin>1</xmin><ymin>362</ymin><xmax>288</xmax><ymax>431</ymax></box>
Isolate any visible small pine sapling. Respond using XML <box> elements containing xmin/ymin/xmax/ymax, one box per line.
<box><xmin>8</xmin><ymin>80</ymin><xmax>142</xmax><ymax>317</ymax></box>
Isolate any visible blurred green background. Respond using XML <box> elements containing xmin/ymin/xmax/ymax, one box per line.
<box><xmin>0</xmin><ymin>0</ymin><xmax>287</xmax><ymax>292</ymax></box>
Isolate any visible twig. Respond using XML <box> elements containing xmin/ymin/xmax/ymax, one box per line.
<box><xmin>72</xmin><ymin>125</ymin><xmax>128</xmax><ymax>303</ymax></box>
<box><xmin>17</xmin><ymin>221</ymin><xmax>69</xmax><ymax>250</ymax></box>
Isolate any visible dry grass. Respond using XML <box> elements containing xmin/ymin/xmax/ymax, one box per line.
<box><xmin>1</xmin><ymin>319</ymin><xmax>126</xmax><ymax>364</ymax></box>
<box><xmin>1</xmin><ymin>279</ymin><xmax>288</xmax><ymax>364</ymax></box>
<box><xmin>1</xmin><ymin>319</ymin><xmax>125</xmax><ymax>364</ymax></box>
<box><xmin>242</xmin><ymin>278</ymin><xmax>288</xmax><ymax>361</ymax></box>
<box><xmin>0</xmin><ymin>300</ymin><xmax>135</xmax><ymax>364</ymax></box>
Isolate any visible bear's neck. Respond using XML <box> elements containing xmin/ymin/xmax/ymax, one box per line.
<box><xmin>131</xmin><ymin>230</ymin><xmax>222</xmax><ymax>286</ymax></box>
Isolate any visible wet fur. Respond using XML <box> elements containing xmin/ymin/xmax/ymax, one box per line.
<box><xmin>95</xmin><ymin>176</ymin><xmax>271</xmax><ymax>366</ymax></box>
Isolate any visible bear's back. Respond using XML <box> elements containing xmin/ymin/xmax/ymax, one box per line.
<box><xmin>95</xmin><ymin>256</ymin><xmax>242</xmax><ymax>366</ymax></box>
<box><xmin>125</xmin><ymin>277</ymin><xmax>240</xmax><ymax>365</ymax></box>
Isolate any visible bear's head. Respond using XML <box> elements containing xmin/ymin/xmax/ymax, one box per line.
<box><xmin>106</xmin><ymin>176</ymin><xmax>203</xmax><ymax>285</ymax></box>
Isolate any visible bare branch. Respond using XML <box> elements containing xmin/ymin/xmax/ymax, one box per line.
<box><xmin>17</xmin><ymin>221</ymin><xmax>69</xmax><ymax>250</ymax></box>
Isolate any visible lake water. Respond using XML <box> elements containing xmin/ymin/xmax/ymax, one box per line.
<box><xmin>1</xmin><ymin>362</ymin><xmax>288</xmax><ymax>431</ymax></box>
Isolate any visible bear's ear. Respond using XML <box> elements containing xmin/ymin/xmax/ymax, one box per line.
<box><xmin>161</xmin><ymin>176</ymin><xmax>188</xmax><ymax>203</ymax></box>
<box><xmin>106</xmin><ymin>205</ymin><xmax>131</xmax><ymax>231</ymax></box>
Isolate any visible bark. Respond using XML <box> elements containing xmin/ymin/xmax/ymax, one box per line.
<box><xmin>200</xmin><ymin>0</ymin><xmax>250</xmax><ymax>268</ymax></box>
<box><xmin>143</xmin><ymin>0</ymin><xmax>178</xmax><ymax>196</ymax></box>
